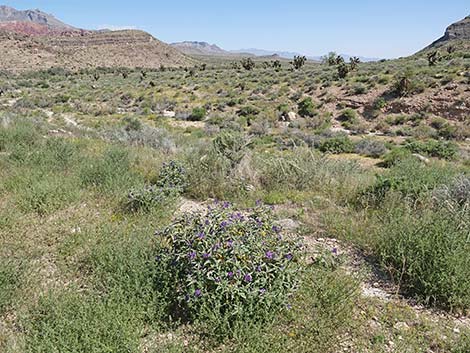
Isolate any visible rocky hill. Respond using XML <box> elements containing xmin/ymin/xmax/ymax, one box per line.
<box><xmin>0</xmin><ymin>5</ymin><xmax>75</xmax><ymax>31</ymax></box>
<box><xmin>428</xmin><ymin>15</ymin><xmax>470</xmax><ymax>48</ymax></box>
<box><xmin>170</xmin><ymin>41</ymin><xmax>230</xmax><ymax>56</ymax></box>
<box><xmin>0</xmin><ymin>6</ymin><xmax>192</xmax><ymax>71</ymax></box>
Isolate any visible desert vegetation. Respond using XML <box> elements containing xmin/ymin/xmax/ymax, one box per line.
<box><xmin>0</xmin><ymin>38</ymin><xmax>469</xmax><ymax>353</ymax></box>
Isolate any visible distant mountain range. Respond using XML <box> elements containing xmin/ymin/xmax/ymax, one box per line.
<box><xmin>0</xmin><ymin>5</ymin><xmax>192</xmax><ymax>71</ymax></box>
<box><xmin>171</xmin><ymin>41</ymin><xmax>382</xmax><ymax>62</ymax></box>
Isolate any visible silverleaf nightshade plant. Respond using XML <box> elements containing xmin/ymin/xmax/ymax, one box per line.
<box><xmin>154</xmin><ymin>202</ymin><xmax>302</xmax><ymax>337</ymax></box>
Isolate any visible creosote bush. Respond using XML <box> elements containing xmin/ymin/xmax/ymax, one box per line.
<box><xmin>154</xmin><ymin>202</ymin><xmax>302</xmax><ymax>338</ymax></box>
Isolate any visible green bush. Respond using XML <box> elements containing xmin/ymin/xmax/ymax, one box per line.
<box><xmin>125</xmin><ymin>160</ymin><xmax>187</xmax><ymax>212</ymax></box>
<box><xmin>154</xmin><ymin>203</ymin><xmax>302</xmax><ymax>338</ymax></box>
<box><xmin>189</xmin><ymin>107</ymin><xmax>207</xmax><ymax>121</ymax></box>
<box><xmin>298</xmin><ymin>98</ymin><xmax>316</xmax><ymax>117</ymax></box>
<box><xmin>378</xmin><ymin>206</ymin><xmax>470</xmax><ymax>310</ymax></box>
<box><xmin>361</xmin><ymin>158</ymin><xmax>456</xmax><ymax>204</ymax></box>
<box><xmin>318</xmin><ymin>135</ymin><xmax>354</xmax><ymax>154</ymax></box>
<box><xmin>404</xmin><ymin>139</ymin><xmax>458</xmax><ymax>160</ymax></box>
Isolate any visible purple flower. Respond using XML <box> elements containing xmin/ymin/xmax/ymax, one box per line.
<box><xmin>255</xmin><ymin>199</ymin><xmax>262</xmax><ymax>206</ymax></box>
<box><xmin>213</xmin><ymin>242</ymin><xmax>221</xmax><ymax>251</ymax></box>
<box><xmin>194</xmin><ymin>289</ymin><xmax>202</xmax><ymax>297</ymax></box>
<box><xmin>332</xmin><ymin>247</ymin><xmax>338</xmax><ymax>255</ymax></box>
<box><xmin>227</xmin><ymin>240</ymin><xmax>234</xmax><ymax>248</ymax></box>
<box><xmin>227</xmin><ymin>271</ymin><xmax>234</xmax><ymax>278</ymax></box>
<box><xmin>256</xmin><ymin>265</ymin><xmax>262</xmax><ymax>272</ymax></box>
<box><xmin>197</xmin><ymin>232</ymin><xmax>205</xmax><ymax>239</ymax></box>
<box><xmin>215</xmin><ymin>277</ymin><xmax>221</xmax><ymax>283</ymax></box>
<box><xmin>266</xmin><ymin>251</ymin><xmax>275</xmax><ymax>260</ymax></box>
<box><xmin>285</xmin><ymin>253</ymin><xmax>293</xmax><ymax>260</ymax></box>
<box><xmin>220</xmin><ymin>221</ymin><xmax>229</xmax><ymax>228</ymax></box>
<box><xmin>272</xmin><ymin>225</ymin><xmax>281</xmax><ymax>233</ymax></box>
<box><xmin>223</xmin><ymin>201</ymin><xmax>231</xmax><ymax>209</ymax></box>
<box><xmin>244</xmin><ymin>274</ymin><xmax>252</xmax><ymax>283</ymax></box>
<box><xmin>259</xmin><ymin>288</ymin><xmax>266</xmax><ymax>295</ymax></box>
<box><xmin>205</xmin><ymin>219</ymin><xmax>210</xmax><ymax>225</ymax></box>
<box><xmin>203</xmin><ymin>253</ymin><xmax>211</xmax><ymax>259</ymax></box>
<box><xmin>256</xmin><ymin>218</ymin><xmax>263</xmax><ymax>227</ymax></box>
<box><xmin>188</xmin><ymin>251</ymin><xmax>196</xmax><ymax>260</ymax></box>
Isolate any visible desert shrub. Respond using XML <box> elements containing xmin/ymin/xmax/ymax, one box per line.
<box><xmin>404</xmin><ymin>139</ymin><xmax>458</xmax><ymax>160</ymax></box>
<box><xmin>339</xmin><ymin>108</ymin><xmax>358</xmax><ymax>126</ymax></box>
<box><xmin>189</xmin><ymin>107</ymin><xmax>207</xmax><ymax>121</ymax></box>
<box><xmin>154</xmin><ymin>203</ymin><xmax>302</xmax><ymax>338</ymax></box>
<box><xmin>104</xmin><ymin>125</ymin><xmax>175</xmax><ymax>152</ymax></box>
<box><xmin>185</xmin><ymin>142</ymin><xmax>246</xmax><ymax>200</ymax></box>
<box><xmin>298</xmin><ymin>98</ymin><xmax>316</xmax><ymax>117</ymax></box>
<box><xmin>377</xmin><ymin>205</ymin><xmax>470</xmax><ymax>310</ymax></box>
<box><xmin>122</xmin><ymin>116</ymin><xmax>142</xmax><ymax>132</ymax></box>
<box><xmin>238</xmin><ymin>105</ymin><xmax>260</xmax><ymax>117</ymax></box>
<box><xmin>432</xmin><ymin>175</ymin><xmax>470</xmax><ymax>207</ymax></box>
<box><xmin>24</xmin><ymin>293</ymin><xmax>142</xmax><ymax>353</ymax></box>
<box><xmin>258</xmin><ymin>148</ymin><xmax>365</xmax><ymax>200</ymax></box>
<box><xmin>351</xmin><ymin>83</ymin><xmax>367</xmax><ymax>95</ymax></box>
<box><xmin>381</xmin><ymin>147</ymin><xmax>412</xmax><ymax>167</ymax></box>
<box><xmin>393</xmin><ymin>70</ymin><xmax>425</xmax><ymax>97</ymax></box>
<box><xmin>373</xmin><ymin>97</ymin><xmax>387</xmax><ymax>110</ymax></box>
<box><xmin>318</xmin><ymin>135</ymin><xmax>354</xmax><ymax>154</ymax></box>
<box><xmin>354</xmin><ymin>139</ymin><xmax>387</xmax><ymax>158</ymax></box>
<box><xmin>361</xmin><ymin>158</ymin><xmax>456</xmax><ymax>204</ymax></box>
<box><xmin>213</xmin><ymin>131</ymin><xmax>250</xmax><ymax>168</ymax></box>
<box><xmin>125</xmin><ymin>160</ymin><xmax>187</xmax><ymax>212</ymax></box>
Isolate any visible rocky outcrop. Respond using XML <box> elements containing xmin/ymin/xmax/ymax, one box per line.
<box><xmin>429</xmin><ymin>15</ymin><xmax>470</xmax><ymax>47</ymax></box>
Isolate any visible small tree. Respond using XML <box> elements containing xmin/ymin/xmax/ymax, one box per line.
<box><xmin>241</xmin><ymin>58</ymin><xmax>255</xmax><ymax>71</ymax></box>
<box><xmin>291</xmin><ymin>55</ymin><xmax>307</xmax><ymax>70</ymax></box>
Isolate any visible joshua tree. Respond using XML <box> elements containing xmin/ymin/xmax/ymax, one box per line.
<box><xmin>349</xmin><ymin>56</ymin><xmax>361</xmax><ymax>71</ymax></box>
<box><xmin>427</xmin><ymin>51</ymin><xmax>440</xmax><ymax>66</ymax></box>
<box><xmin>447</xmin><ymin>45</ymin><xmax>456</xmax><ymax>54</ymax></box>
<box><xmin>291</xmin><ymin>55</ymin><xmax>307</xmax><ymax>70</ymax></box>
<box><xmin>241</xmin><ymin>58</ymin><xmax>255</xmax><ymax>71</ymax></box>
<box><xmin>272</xmin><ymin>60</ymin><xmax>282</xmax><ymax>71</ymax></box>
<box><xmin>231</xmin><ymin>62</ymin><xmax>240</xmax><ymax>70</ymax></box>
<box><xmin>200</xmin><ymin>63</ymin><xmax>207</xmax><ymax>71</ymax></box>
<box><xmin>93</xmin><ymin>73</ymin><xmax>100</xmax><ymax>81</ymax></box>
<box><xmin>337</xmin><ymin>63</ymin><xmax>349</xmax><ymax>79</ymax></box>
<box><xmin>323</xmin><ymin>52</ymin><xmax>338</xmax><ymax>66</ymax></box>
<box><xmin>335</xmin><ymin>55</ymin><xmax>345</xmax><ymax>65</ymax></box>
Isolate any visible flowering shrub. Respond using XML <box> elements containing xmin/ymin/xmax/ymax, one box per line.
<box><xmin>155</xmin><ymin>202</ymin><xmax>302</xmax><ymax>336</ymax></box>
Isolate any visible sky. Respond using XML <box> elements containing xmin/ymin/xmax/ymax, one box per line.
<box><xmin>1</xmin><ymin>0</ymin><xmax>469</xmax><ymax>58</ymax></box>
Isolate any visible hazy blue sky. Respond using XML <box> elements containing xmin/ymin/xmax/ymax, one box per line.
<box><xmin>1</xmin><ymin>0</ymin><xmax>469</xmax><ymax>58</ymax></box>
